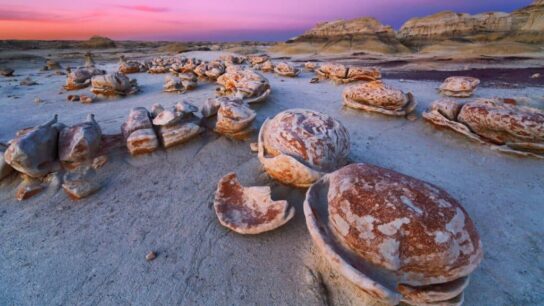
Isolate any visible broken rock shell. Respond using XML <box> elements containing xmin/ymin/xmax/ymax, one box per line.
<box><xmin>214</xmin><ymin>172</ymin><xmax>295</xmax><ymax>234</ymax></box>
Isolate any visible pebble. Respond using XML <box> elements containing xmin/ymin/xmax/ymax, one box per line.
<box><xmin>406</xmin><ymin>113</ymin><xmax>418</xmax><ymax>121</ymax></box>
<box><xmin>146</xmin><ymin>251</ymin><xmax>157</xmax><ymax>261</ymax></box>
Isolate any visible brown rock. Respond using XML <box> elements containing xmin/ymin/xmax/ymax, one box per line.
<box><xmin>158</xmin><ymin>123</ymin><xmax>202</xmax><ymax>148</ymax></box>
<box><xmin>121</xmin><ymin>107</ymin><xmax>154</xmax><ymax>139</ymax></box>
<box><xmin>317</xmin><ymin>63</ymin><xmax>381</xmax><ymax>83</ymax></box>
<box><xmin>343</xmin><ymin>81</ymin><xmax>417</xmax><ymax>116</ymax></box>
<box><xmin>59</xmin><ymin>114</ymin><xmax>102</xmax><ymax>167</ymax></box>
<box><xmin>80</xmin><ymin>95</ymin><xmax>94</xmax><ymax>104</ymax></box>
<box><xmin>91</xmin><ymin>72</ymin><xmax>139</xmax><ymax>96</ymax></box>
<box><xmin>214</xmin><ymin>173</ymin><xmax>294</xmax><ymax>234</ymax></box>
<box><xmin>439</xmin><ymin>77</ymin><xmax>480</xmax><ymax>98</ymax></box>
<box><xmin>258</xmin><ymin>109</ymin><xmax>350</xmax><ymax>187</ymax></box>
<box><xmin>67</xmin><ymin>95</ymin><xmax>80</xmax><ymax>102</ymax></box>
<box><xmin>62</xmin><ymin>166</ymin><xmax>101</xmax><ymax>200</ymax></box>
<box><xmin>126</xmin><ymin>129</ymin><xmax>159</xmax><ymax>155</ymax></box>
<box><xmin>4</xmin><ymin>116</ymin><xmax>61</xmax><ymax>178</ymax></box>
<box><xmin>274</xmin><ymin>62</ymin><xmax>300</xmax><ymax>77</ymax></box>
<box><xmin>16</xmin><ymin>176</ymin><xmax>46</xmax><ymax>201</ymax></box>
<box><xmin>0</xmin><ymin>152</ymin><xmax>14</xmax><ymax>181</ymax></box>
<box><xmin>423</xmin><ymin>98</ymin><xmax>544</xmax><ymax>157</ymax></box>
<box><xmin>122</xmin><ymin>107</ymin><xmax>160</xmax><ymax>155</ymax></box>
<box><xmin>92</xmin><ymin>155</ymin><xmax>108</xmax><ymax>169</ymax></box>
<box><xmin>146</xmin><ymin>251</ymin><xmax>157</xmax><ymax>261</ymax></box>
<box><xmin>304</xmin><ymin>163</ymin><xmax>483</xmax><ymax>305</ymax></box>
<box><xmin>215</xmin><ymin>98</ymin><xmax>256</xmax><ymax>137</ymax></box>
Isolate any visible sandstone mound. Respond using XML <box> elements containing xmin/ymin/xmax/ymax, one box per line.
<box><xmin>80</xmin><ymin>36</ymin><xmax>116</xmax><ymax>49</ymax></box>
<box><xmin>273</xmin><ymin>17</ymin><xmax>409</xmax><ymax>55</ymax></box>
<box><xmin>398</xmin><ymin>0</ymin><xmax>544</xmax><ymax>47</ymax></box>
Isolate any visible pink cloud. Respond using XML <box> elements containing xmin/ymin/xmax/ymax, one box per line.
<box><xmin>117</xmin><ymin>5</ymin><xmax>169</xmax><ymax>13</ymax></box>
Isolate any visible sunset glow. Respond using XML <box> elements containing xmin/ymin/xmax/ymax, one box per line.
<box><xmin>0</xmin><ymin>0</ymin><xmax>534</xmax><ymax>41</ymax></box>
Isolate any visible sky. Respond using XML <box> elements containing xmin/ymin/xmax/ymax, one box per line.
<box><xmin>0</xmin><ymin>0</ymin><xmax>534</xmax><ymax>42</ymax></box>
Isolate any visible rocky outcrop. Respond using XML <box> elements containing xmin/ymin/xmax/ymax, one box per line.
<box><xmin>282</xmin><ymin>17</ymin><xmax>409</xmax><ymax>54</ymax></box>
<box><xmin>278</xmin><ymin>1</ymin><xmax>543</xmax><ymax>54</ymax></box>
<box><xmin>398</xmin><ymin>0</ymin><xmax>544</xmax><ymax>46</ymax></box>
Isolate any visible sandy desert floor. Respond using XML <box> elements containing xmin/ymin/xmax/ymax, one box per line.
<box><xmin>0</xmin><ymin>50</ymin><xmax>543</xmax><ymax>305</ymax></box>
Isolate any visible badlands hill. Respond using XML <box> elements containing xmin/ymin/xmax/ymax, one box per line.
<box><xmin>273</xmin><ymin>0</ymin><xmax>544</xmax><ymax>55</ymax></box>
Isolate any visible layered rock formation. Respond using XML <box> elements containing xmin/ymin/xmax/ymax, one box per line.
<box><xmin>398</xmin><ymin>0</ymin><xmax>544</xmax><ymax>47</ymax></box>
<box><xmin>280</xmin><ymin>17</ymin><xmax>409</xmax><ymax>54</ymax></box>
<box><xmin>278</xmin><ymin>0</ymin><xmax>543</xmax><ymax>55</ymax></box>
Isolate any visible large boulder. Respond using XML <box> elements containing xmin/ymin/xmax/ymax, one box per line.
<box><xmin>58</xmin><ymin>114</ymin><xmax>102</xmax><ymax>168</ymax></box>
<box><xmin>4</xmin><ymin>116</ymin><xmax>61</xmax><ymax>178</ymax></box>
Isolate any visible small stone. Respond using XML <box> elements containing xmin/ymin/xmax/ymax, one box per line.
<box><xmin>406</xmin><ymin>113</ymin><xmax>418</xmax><ymax>121</ymax></box>
<box><xmin>0</xmin><ymin>67</ymin><xmax>14</xmax><ymax>77</ymax></box>
<box><xmin>146</xmin><ymin>251</ymin><xmax>157</xmax><ymax>261</ymax></box>
<box><xmin>67</xmin><ymin>95</ymin><xmax>80</xmax><ymax>102</ymax></box>
<box><xmin>62</xmin><ymin>167</ymin><xmax>101</xmax><ymax>200</ymax></box>
<box><xmin>151</xmin><ymin>103</ymin><xmax>165</xmax><ymax>118</ymax></box>
<box><xmin>0</xmin><ymin>152</ymin><xmax>14</xmax><ymax>181</ymax></box>
<box><xmin>34</xmin><ymin>97</ymin><xmax>42</xmax><ymax>103</ymax></box>
<box><xmin>310</xmin><ymin>77</ymin><xmax>319</xmax><ymax>84</ymax></box>
<box><xmin>20</xmin><ymin>77</ymin><xmax>38</xmax><ymax>86</ymax></box>
<box><xmin>15</xmin><ymin>177</ymin><xmax>45</xmax><ymax>201</ymax></box>
<box><xmin>92</xmin><ymin>155</ymin><xmax>108</xmax><ymax>169</ymax></box>
<box><xmin>531</xmin><ymin>73</ymin><xmax>540</xmax><ymax>79</ymax></box>
<box><xmin>249</xmin><ymin>142</ymin><xmax>258</xmax><ymax>153</ymax></box>
<box><xmin>80</xmin><ymin>95</ymin><xmax>93</xmax><ymax>104</ymax></box>
<box><xmin>127</xmin><ymin>129</ymin><xmax>159</xmax><ymax>155</ymax></box>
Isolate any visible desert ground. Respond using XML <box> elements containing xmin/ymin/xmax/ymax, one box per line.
<box><xmin>0</xmin><ymin>48</ymin><xmax>543</xmax><ymax>305</ymax></box>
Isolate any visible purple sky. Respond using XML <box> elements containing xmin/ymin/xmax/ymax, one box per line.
<box><xmin>0</xmin><ymin>0</ymin><xmax>534</xmax><ymax>41</ymax></box>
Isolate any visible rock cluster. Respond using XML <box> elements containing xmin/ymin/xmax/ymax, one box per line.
<box><xmin>216</xmin><ymin>68</ymin><xmax>271</xmax><ymax>104</ymax></box>
<box><xmin>423</xmin><ymin>98</ymin><xmax>544</xmax><ymax>157</ymax></box>
<box><xmin>398</xmin><ymin>0</ymin><xmax>544</xmax><ymax>46</ymax></box>
<box><xmin>122</xmin><ymin>102</ymin><xmax>203</xmax><ymax>155</ymax></box>
<box><xmin>118</xmin><ymin>55</ymin><xmax>147</xmax><ymax>74</ymax></box>
<box><xmin>64</xmin><ymin>53</ymin><xmax>106</xmax><ymax>91</ymax></box>
<box><xmin>316</xmin><ymin>63</ymin><xmax>381</xmax><ymax>84</ymax></box>
<box><xmin>2</xmin><ymin>115</ymin><xmax>106</xmax><ymax>200</ymax></box>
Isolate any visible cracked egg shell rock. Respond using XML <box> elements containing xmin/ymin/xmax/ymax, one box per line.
<box><xmin>343</xmin><ymin>81</ymin><xmax>416</xmax><ymax>116</ymax></box>
<box><xmin>214</xmin><ymin>172</ymin><xmax>295</xmax><ymax>234</ymax></box>
<box><xmin>304</xmin><ymin>163</ymin><xmax>483</xmax><ymax>305</ymax></box>
<box><xmin>439</xmin><ymin>77</ymin><xmax>480</xmax><ymax>98</ymax></box>
<box><xmin>258</xmin><ymin>109</ymin><xmax>350</xmax><ymax>188</ymax></box>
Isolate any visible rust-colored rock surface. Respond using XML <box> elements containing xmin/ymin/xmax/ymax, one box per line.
<box><xmin>258</xmin><ymin>109</ymin><xmax>350</xmax><ymax>187</ymax></box>
<box><xmin>214</xmin><ymin>173</ymin><xmax>294</xmax><ymax>234</ymax></box>
<box><xmin>423</xmin><ymin>98</ymin><xmax>544</xmax><ymax>157</ymax></box>
<box><xmin>343</xmin><ymin>81</ymin><xmax>416</xmax><ymax>116</ymax></box>
<box><xmin>304</xmin><ymin>163</ymin><xmax>483</xmax><ymax>305</ymax></box>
